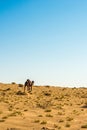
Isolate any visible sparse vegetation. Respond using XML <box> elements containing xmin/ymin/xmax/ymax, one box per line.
<box><xmin>44</xmin><ymin>109</ymin><xmax>51</xmax><ymax>112</ymax></box>
<box><xmin>0</xmin><ymin>119</ymin><xmax>5</xmax><ymax>122</ymax></box>
<box><xmin>59</xmin><ymin>119</ymin><xmax>64</xmax><ymax>123</ymax></box>
<box><xmin>11</xmin><ymin>82</ymin><xmax>16</xmax><ymax>84</ymax></box>
<box><xmin>81</xmin><ymin>124</ymin><xmax>87</xmax><ymax>128</ymax></box>
<box><xmin>45</xmin><ymin>114</ymin><xmax>53</xmax><ymax>117</ymax></box>
<box><xmin>38</xmin><ymin>115</ymin><xmax>43</xmax><ymax>117</ymax></box>
<box><xmin>65</xmin><ymin>123</ymin><xmax>70</xmax><ymax>127</ymax></box>
<box><xmin>43</xmin><ymin>91</ymin><xmax>51</xmax><ymax>96</ymax></box>
<box><xmin>0</xmin><ymin>83</ymin><xmax>87</xmax><ymax>129</ymax></box>
<box><xmin>66</xmin><ymin>117</ymin><xmax>73</xmax><ymax>121</ymax></box>
<box><xmin>9</xmin><ymin>111</ymin><xmax>22</xmax><ymax>117</ymax></box>
<box><xmin>34</xmin><ymin>119</ymin><xmax>40</xmax><ymax>123</ymax></box>
<box><xmin>40</xmin><ymin>121</ymin><xmax>47</xmax><ymax>125</ymax></box>
<box><xmin>2</xmin><ymin>116</ymin><xmax>8</xmax><ymax>119</ymax></box>
<box><xmin>58</xmin><ymin>112</ymin><xmax>63</xmax><ymax>115</ymax></box>
<box><xmin>24</xmin><ymin>109</ymin><xmax>28</xmax><ymax>111</ymax></box>
<box><xmin>18</xmin><ymin>84</ymin><xmax>23</xmax><ymax>87</ymax></box>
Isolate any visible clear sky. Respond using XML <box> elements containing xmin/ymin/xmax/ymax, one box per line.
<box><xmin>0</xmin><ymin>0</ymin><xmax>87</xmax><ymax>87</ymax></box>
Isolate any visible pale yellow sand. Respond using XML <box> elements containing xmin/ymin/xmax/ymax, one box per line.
<box><xmin>0</xmin><ymin>83</ymin><xmax>87</xmax><ymax>130</ymax></box>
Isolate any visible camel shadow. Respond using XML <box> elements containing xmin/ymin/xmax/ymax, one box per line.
<box><xmin>81</xmin><ymin>105</ymin><xmax>87</xmax><ymax>108</ymax></box>
<box><xmin>16</xmin><ymin>91</ymin><xmax>26</xmax><ymax>95</ymax></box>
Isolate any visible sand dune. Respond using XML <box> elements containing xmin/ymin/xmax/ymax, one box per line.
<box><xmin>0</xmin><ymin>83</ymin><xmax>87</xmax><ymax>130</ymax></box>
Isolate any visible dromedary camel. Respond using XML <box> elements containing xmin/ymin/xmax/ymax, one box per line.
<box><xmin>24</xmin><ymin>79</ymin><xmax>34</xmax><ymax>93</ymax></box>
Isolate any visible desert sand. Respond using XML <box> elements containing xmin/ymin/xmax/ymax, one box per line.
<box><xmin>0</xmin><ymin>83</ymin><xmax>87</xmax><ymax>130</ymax></box>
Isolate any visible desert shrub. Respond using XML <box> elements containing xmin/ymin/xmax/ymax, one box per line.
<box><xmin>43</xmin><ymin>91</ymin><xmax>51</xmax><ymax>96</ymax></box>
<box><xmin>45</xmin><ymin>85</ymin><xmax>50</xmax><ymax>88</ymax></box>
<box><xmin>3</xmin><ymin>88</ymin><xmax>11</xmax><ymax>91</ymax></box>
<box><xmin>56</xmin><ymin>105</ymin><xmax>63</xmax><ymax>109</ymax></box>
<box><xmin>4</xmin><ymin>100</ymin><xmax>9</xmax><ymax>104</ymax></box>
<box><xmin>70</xmin><ymin>103</ymin><xmax>72</xmax><ymax>106</ymax></box>
<box><xmin>58</xmin><ymin>112</ymin><xmax>63</xmax><ymax>115</ymax></box>
<box><xmin>59</xmin><ymin>95</ymin><xmax>65</xmax><ymax>99</ymax></box>
<box><xmin>24</xmin><ymin>109</ymin><xmax>28</xmax><ymax>112</ymax></box>
<box><xmin>54</xmin><ymin>124</ymin><xmax>61</xmax><ymax>129</ymax></box>
<box><xmin>54</xmin><ymin>124</ymin><xmax>58</xmax><ymax>128</ymax></box>
<box><xmin>11</xmin><ymin>82</ymin><xmax>16</xmax><ymax>84</ymax></box>
<box><xmin>59</xmin><ymin>119</ymin><xmax>64</xmax><ymax>123</ymax></box>
<box><xmin>8</xmin><ymin>105</ymin><xmax>13</xmax><ymax>111</ymax></box>
<box><xmin>84</xmin><ymin>100</ymin><xmax>87</xmax><ymax>106</ymax></box>
<box><xmin>37</xmin><ymin>101</ymin><xmax>51</xmax><ymax>109</ymax></box>
<box><xmin>2</xmin><ymin>116</ymin><xmax>8</xmax><ymax>119</ymax></box>
<box><xmin>45</xmin><ymin>114</ymin><xmax>53</xmax><ymax>117</ymax></box>
<box><xmin>16</xmin><ymin>91</ymin><xmax>25</xmax><ymax>95</ymax></box>
<box><xmin>9</xmin><ymin>111</ymin><xmax>22</xmax><ymax>117</ymax></box>
<box><xmin>66</xmin><ymin>117</ymin><xmax>73</xmax><ymax>121</ymax></box>
<box><xmin>54</xmin><ymin>97</ymin><xmax>59</xmax><ymax>100</ymax></box>
<box><xmin>58</xmin><ymin>126</ymin><xmax>61</xmax><ymax>129</ymax></box>
<box><xmin>0</xmin><ymin>119</ymin><xmax>5</xmax><ymax>122</ymax></box>
<box><xmin>34</xmin><ymin>119</ymin><xmax>40</xmax><ymax>123</ymax></box>
<box><xmin>18</xmin><ymin>84</ymin><xmax>23</xmax><ymax>87</ymax></box>
<box><xmin>1</xmin><ymin>92</ymin><xmax>5</xmax><ymax>96</ymax></box>
<box><xmin>40</xmin><ymin>121</ymin><xmax>47</xmax><ymax>125</ymax></box>
<box><xmin>65</xmin><ymin>123</ymin><xmax>70</xmax><ymax>127</ymax></box>
<box><xmin>45</xmin><ymin>109</ymin><xmax>51</xmax><ymax>112</ymax></box>
<box><xmin>81</xmin><ymin>109</ymin><xmax>84</xmax><ymax>111</ymax></box>
<box><xmin>38</xmin><ymin>115</ymin><xmax>43</xmax><ymax>117</ymax></box>
<box><xmin>73</xmin><ymin>110</ymin><xmax>78</xmax><ymax>114</ymax></box>
<box><xmin>15</xmin><ymin>111</ymin><xmax>22</xmax><ymax>115</ymax></box>
<box><xmin>9</xmin><ymin>112</ymin><xmax>17</xmax><ymax>117</ymax></box>
<box><xmin>81</xmin><ymin>95</ymin><xmax>87</xmax><ymax>98</ymax></box>
<box><xmin>81</xmin><ymin>124</ymin><xmax>87</xmax><ymax>128</ymax></box>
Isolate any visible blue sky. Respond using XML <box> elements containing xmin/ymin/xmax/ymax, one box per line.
<box><xmin>0</xmin><ymin>0</ymin><xmax>87</xmax><ymax>87</ymax></box>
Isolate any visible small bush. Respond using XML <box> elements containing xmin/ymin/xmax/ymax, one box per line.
<box><xmin>38</xmin><ymin>115</ymin><xmax>43</xmax><ymax>117</ymax></box>
<box><xmin>24</xmin><ymin>109</ymin><xmax>28</xmax><ymax>112</ymax></box>
<box><xmin>66</xmin><ymin>117</ymin><xmax>73</xmax><ymax>121</ymax></box>
<box><xmin>45</xmin><ymin>114</ymin><xmax>53</xmax><ymax>117</ymax></box>
<box><xmin>11</xmin><ymin>82</ymin><xmax>16</xmax><ymax>84</ymax></box>
<box><xmin>81</xmin><ymin>124</ymin><xmax>87</xmax><ymax>128</ymax></box>
<box><xmin>58</xmin><ymin>112</ymin><xmax>63</xmax><ymax>115</ymax></box>
<box><xmin>59</xmin><ymin>119</ymin><xmax>64</xmax><ymax>123</ymax></box>
<box><xmin>0</xmin><ymin>119</ymin><xmax>5</xmax><ymax>122</ymax></box>
<box><xmin>45</xmin><ymin>85</ymin><xmax>50</xmax><ymax>88</ymax></box>
<box><xmin>2</xmin><ymin>116</ymin><xmax>8</xmax><ymax>119</ymax></box>
<box><xmin>54</xmin><ymin>124</ymin><xmax>58</xmax><ymax>128</ymax></box>
<box><xmin>58</xmin><ymin>126</ymin><xmax>61</xmax><ymax>129</ymax></box>
<box><xmin>54</xmin><ymin>124</ymin><xmax>61</xmax><ymax>129</ymax></box>
<box><xmin>56</xmin><ymin>105</ymin><xmax>63</xmax><ymax>109</ymax></box>
<box><xmin>45</xmin><ymin>109</ymin><xmax>51</xmax><ymax>112</ymax></box>
<box><xmin>34</xmin><ymin>120</ymin><xmax>40</xmax><ymax>123</ymax></box>
<box><xmin>9</xmin><ymin>111</ymin><xmax>22</xmax><ymax>117</ymax></box>
<box><xmin>65</xmin><ymin>123</ymin><xmax>70</xmax><ymax>127</ymax></box>
<box><xmin>43</xmin><ymin>91</ymin><xmax>51</xmax><ymax>96</ymax></box>
<box><xmin>16</xmin><ymin>91</ymin><xmax>25</xmax><ymax>95</ymax></box>
<box><xmin>8</xmin><ymin>105</ymin><xmax>13</xmax><ymax>111</ymax></box>
<box><xmin>18</xmin><ymin>84</ymin><xmax>23</xmax><ymax>87</ymax></box>
<box><xmin>40</xmin><ymin>121</ymin><xmax>47</xmax><ymax>125</ymax></box>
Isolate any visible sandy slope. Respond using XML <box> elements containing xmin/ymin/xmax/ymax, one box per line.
<box><xmin>0</xmin><ymin>83</ymin><xmax>87</xmax><ymax>130</ymax></box>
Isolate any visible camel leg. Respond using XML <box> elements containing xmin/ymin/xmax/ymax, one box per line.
<box><xmin>24</xmin><ymin>86</ymin><xmax>26</xmax><ymax>93</ymax></box>
<box><xmin>27</xmin><ymin>86</ymin><xmax>32</xmax><ymax>92</ymax></box>
<box><xmin>31</xmin><ymin>86</ymin><xmax>32</xmax><ymax>91</ymax></box>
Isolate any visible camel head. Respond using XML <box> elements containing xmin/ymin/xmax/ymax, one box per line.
<box><xmin>32</xmin><ymin>81</ymin><xmax>34</xmax><ymax>85</ymax></box>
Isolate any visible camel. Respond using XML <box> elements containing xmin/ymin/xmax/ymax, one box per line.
<box><xmin>24</xmin><ymin>79</ymin><xmax>34</xmax><ymax>93</ymax></box>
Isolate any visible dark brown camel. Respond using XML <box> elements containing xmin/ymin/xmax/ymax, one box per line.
<box><xmin>24</xmin><ymin>79</ymin><xmax>34</xmax><ymax>93</ymax></box>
